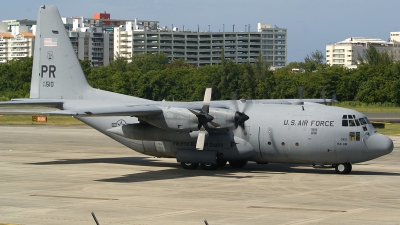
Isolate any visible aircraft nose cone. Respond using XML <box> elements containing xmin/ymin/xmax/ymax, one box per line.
<box><xmin>365</xmin><ymin>133</ymin><xmax>393</xmax><ymax>158</ymax></box>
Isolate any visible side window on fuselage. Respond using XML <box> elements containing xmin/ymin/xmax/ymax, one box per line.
<box><xmin>349</xmin><ymin>132</ymin><xmax>361</xmax><ymax>141</ymax></box>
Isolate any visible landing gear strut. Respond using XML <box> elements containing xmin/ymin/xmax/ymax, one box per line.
<box><xmin>335</xmin><ymin>162</ymin><xmax>352</xmax><ymax>174</ymax></box>
<box><xmin>181</xmin><ymin>162</ymin><xmax>199</xmax><ymax>170</ymax></box>
<box><xmin>229</xmin><ymin>160</ymin><xmax>247</xmax><ymax>168</ymax></box>
<box><xmin>200</xmin><ymin>163</ymin><xmax>218</xmax><ymax>170</ymax></box>
<box><xmin>216</xmin><ymin>159</ymin><xmax>227</xmax><ymax>168</ymax></box>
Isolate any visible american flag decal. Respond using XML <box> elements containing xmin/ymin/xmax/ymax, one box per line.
<box><xmin>44</xmin><ymin>38</ymin><xmax>57</xmax><ymax>47</ymax></box>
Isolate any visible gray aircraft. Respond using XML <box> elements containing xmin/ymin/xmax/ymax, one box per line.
<box><xmin>0</xmin><ymin>5</ymin><xmax>394</xmax><ymax>174</ymax></box>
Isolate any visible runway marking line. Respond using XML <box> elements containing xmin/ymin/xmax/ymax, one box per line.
<box><xmin>248</xmin><ymin>206</ymin><xmax>346</xmax><ymax>212</ymax></box>
<box><xmin>30</xmin><ymin>194</ymin><xmax>118</xmax><ymax>200</ymax></box>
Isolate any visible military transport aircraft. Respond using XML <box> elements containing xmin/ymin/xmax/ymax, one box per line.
<box><xmin>0</xmin><ymin>5</ymin><xmax>393</xmax><ymax>174</ymax></box>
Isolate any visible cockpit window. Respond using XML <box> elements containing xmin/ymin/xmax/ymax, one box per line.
<box><xmin>342</xmin><ymin>115</ymin><xmax>364</xmax><ymax>127</ymax></box>
<box><xmin>359</xmin><ymin>118</ymin><xmax>367</xmax><ymax>125</ymax></box>
<box><xmin>364</xmin><ymin>117</ymin><xmax>371</xmax><ymax>124</ymax></box>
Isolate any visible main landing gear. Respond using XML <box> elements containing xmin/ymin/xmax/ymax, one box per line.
<box><xmin>334</xmin><ymin>162</ymin><xmax>352</xmax><ymax>174</ymax></box>
<box><xmin>180</xmin><ymin>160</ymin><xmax>248</xmax><ymax>170</ymax></box>
<box><xmin>180</xmin><ymin>162</ymin><xmax>218</xmax><ymax>170</ymax></box>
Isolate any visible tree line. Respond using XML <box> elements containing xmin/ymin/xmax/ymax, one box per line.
<box><xmin>1</xmin><ymin>45</ymin><xmax>400</xmax><ymax>104</ymax></box>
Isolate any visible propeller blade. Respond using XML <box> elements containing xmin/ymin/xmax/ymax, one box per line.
<box><xmin>321</xmin><ymin>88</ymin><xmax>326</xmax><ymax>105</ymax></box>
<box><xmin>331</xmin><ymin>93</ymin><xmax>337</xmax><ymax>105</ymax></box>
<box><xmin>298</xmin><ymin>86</ymin><xmax>304</xmax><ymax>100</ymax></box>
<box><xmin>201</xmin><ymin>87</ymin><xmax>212</xmax><ymax>113</ymax></box>
<box><xmin>188</xmin><ymin>108</ymin><xmax>200</xmax><ymax>116</ymax></box>
<box><xmin>196</xmin><ymin>126</ymin><xmax>206</xmax><ymax>150</ymax></box>
<box><xmin>231</xmin><ymin>92</ymin><xmax>239</xmax><ymax>112</ymax></box>
<box><xmin>242</xmin><ymin>96</ymin><xmax>253</xmax><ymax>114</ymax></box>
<box><xmin>209</xmin><ymin>121</ymin><xmax>221</xmax><ymax>128</ymax></box>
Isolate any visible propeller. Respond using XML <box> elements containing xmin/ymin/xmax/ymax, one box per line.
<box><xmin>298</xmin><ymin>86</ymin><xmax>304</xmax><ymax>100</ymax></box>
<box><xmin>331</xmin><ymin>93</ymin><xmax>337</xmax><ymax>105</ymax></box>
<box><xmin>188</xmin><ymin>87</ymin><xmax>220</xmax><ymax>150</ymax></box>
<box><xmin>321</xmin><ymin>88</ymin><xmax>327</xmax><ymax>105</ymax></box>
<box><xmin>231</xmin><ymin>92</ymin><xmax>251</xmax><ymax>129</ymax></box>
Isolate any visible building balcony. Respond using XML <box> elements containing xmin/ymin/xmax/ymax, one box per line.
<box><xmin>186</xmin><ymin>49</ymin><xmax>199</xmax><ymax>52</ymax></box>
<box><xmin>172</xmin><ymin>48</ymin><xmax>186</xmax><ymax>52</ymax></box>
<box><xmin>10</xmin><ymin>54</ymin><xmax>28</xmax><ymax>57</ymax></box>
<box><xmin>10</xmin><ymin>39</ymin><xmax>28</xmax><ymax>42</ymax></box>
<box><xmin>173</xmin><ymin>42</ymin><xmax>186</xmax><ymax>46</ymax></box>
<box><xmin>11</xmin><ymin>49</ymin><xmax>28</xmax><ymax>52</ymax></box>
<box><xmin>160</xmin><ymin>46</ymin><xmax>172</xmax><ymax>50</ymax></box>
<box><xmin>11</xmin><ymin>43</ymin><xmax>28</xmax><ymax>47</ymax></box>
<box><xmin>186</xmin><ymin>42</ymin><xmax>199</xmax><ymax>45</ymax></box>
<box><xmin>160</xmin><ymin>37</ymin><xmax>173</xmax><ymax>41</ymax></box>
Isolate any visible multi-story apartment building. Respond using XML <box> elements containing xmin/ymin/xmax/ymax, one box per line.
<box><xmin>326</xmin><ymin>37</ymin><xmax>400</xmax><ymax>67</ymax></box>
<box><xmin>62</xmin><ymin>15</ymin><xmax>115</xmax><ymax>67</ymax></box>
<box><xmin>2</xmin><ymin>11</ymin><xmax>287</xmax><ymax>67</ymax></box>
<box><xmin>0</xmin><ymin>23</ymin><xmax>35</xmax><ymax>63</ymax></box>
<box><xmin>114</xmin><ymin>22</ymin><xmax>287</xmax><ymax>67</ymax></box>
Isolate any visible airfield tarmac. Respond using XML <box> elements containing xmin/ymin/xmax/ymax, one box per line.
<box><xmin>0</xmin><ymin>125</ymin><xmax>399</xmax><ymax>225</ymax></box>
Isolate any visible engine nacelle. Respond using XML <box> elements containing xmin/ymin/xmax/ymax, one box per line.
<box><xmin>139</xmin><ymin>107</ymin><xmax>237</xmax><ymax>132</ymax></box>
<box><xmin>208</xmin><ymin>107</ymin><xmax>236</xmax><ymax>130</ymax></box>
<box><xmin>107</xmin><ymin>123</ymin><xmax>208</xmax><ymax>142</ymax></box>
<box><xmin>140</xmin><ymin>107</ymin><xmax>198</xmax><ymax>132</ymax></box>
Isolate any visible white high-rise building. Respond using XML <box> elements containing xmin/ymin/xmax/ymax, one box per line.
<box><xmin>0</xmin><ymin>23</ymin><xmax>35</xmax><ymax>63</ymax></box>
<box><xmin>114</xmin><ymin>22</ymin><xmax>287</xmax><ymax>67</ymax></box>
<box><xmin>326</xmin><ymin>37</ymin><xmax>400</xmax><ymax>67</ymax></box>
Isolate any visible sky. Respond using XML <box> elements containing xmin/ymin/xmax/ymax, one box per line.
<box><xmin>2</xmin><ymin>0</ymin><xmax>400</xmax><ymax>63</ymax></box>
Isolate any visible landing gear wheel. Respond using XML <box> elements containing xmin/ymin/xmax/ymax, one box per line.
<box><xmin>200</xmin><ymin>163</ymin><xmax>218</xmax><ymax>170</ymax></box>
<box><xmin>216</xmin><ymin>159</ymin><xmax>227</xmax><ymax>168</ymax></box>
<box><xmin>181</xmin><ymin>162</ymin><xmax>199</xmax><ymax>170</ymax></box>
<box><xmin>229</xmin><ymin>160</ymin><xmax>247</xmax><ymax>168</ymax></box>
<box><xmin>335</xmin><ymin>163</ymin><xmax>352</xmax><ymax>174</ymax></box>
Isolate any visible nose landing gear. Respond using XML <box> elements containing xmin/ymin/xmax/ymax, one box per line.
<box><xmin>334</xmin><ymin>162</ymin><xmax>352</xmax><ymax>174</ymax></box>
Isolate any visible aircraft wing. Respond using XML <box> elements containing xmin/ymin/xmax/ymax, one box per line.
<box><xmin>47</xmin><ymin>105</ymin><xmax>163</xmax><ymax>117</ymax></box>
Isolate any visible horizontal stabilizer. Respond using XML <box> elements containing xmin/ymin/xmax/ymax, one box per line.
<box><xmin>0</xmin><ymin>99</ymin><xmax>63</xmax><ymax>108</ymax></box>
<box><xmin>47</xmin><ymin>105</ymin><xmax>163</xmax><ymax>117</ymax></box>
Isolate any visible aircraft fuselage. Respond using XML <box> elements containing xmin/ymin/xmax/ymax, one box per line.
<box><xmin>78</xmin><ymin>101</ymin><xmax>392</xmax><ymax>166</ymax></box>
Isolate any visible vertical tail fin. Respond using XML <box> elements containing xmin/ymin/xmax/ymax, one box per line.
<box><xmin>30</xmin><ymin>5</ymin><xmax>92</xmax><ymax>99</ymax></box>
